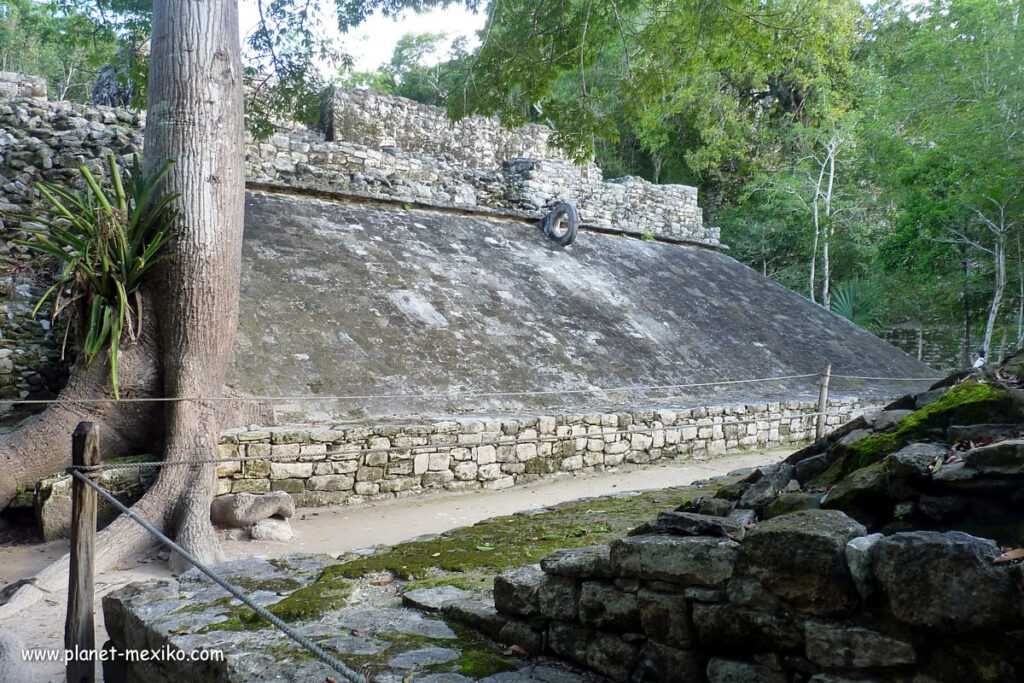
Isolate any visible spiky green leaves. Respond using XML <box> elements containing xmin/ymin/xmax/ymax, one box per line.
<box><xmin>16</xmin><ymin>155</ymin><xmax>177</xmax><ymax>398</ymax></box>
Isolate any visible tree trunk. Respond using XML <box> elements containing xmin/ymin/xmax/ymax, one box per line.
<box><xmin>139</xmin><ymin>0</ymin><xmax>245</xmax><ymax>570</ymax></box>
<box><xmin>983</xmin><ymin>237</ymin><xmax>1006</xmax><ymax>357</ymax></box>
<box><xmin>0</xmin><ymin>0</ymin><xmax>245</xmax><ymax>614</ymax></box>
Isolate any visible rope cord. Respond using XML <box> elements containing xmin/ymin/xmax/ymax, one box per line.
<box><xmin>68</xmin><ymin>410</ymin><xmax>834</xmax><ymax>473</ymax></box>
<box><xmin>0</xmin><ymin>373</ymin><xmax>825</xmax><ymax>407</ymax></box>
<box><xmin>67</xmin><ymin>469</ymin><xmax>368</xmax><ymax>683</ymax></box>
<box><xmin>830</xmin><ymin>374</ymin><xmax>941</xmax><ymax>381</ymax></box>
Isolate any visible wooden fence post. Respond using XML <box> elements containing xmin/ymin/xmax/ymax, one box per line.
<box><xmin>816</xmin><ymin>364</ymin><xmax>832</xmax><ymax>441</ymax></box>
<box><xmin>66</xmin><ymin>422</ymin><xmax>100</xmax><ymax>683</ymax></box>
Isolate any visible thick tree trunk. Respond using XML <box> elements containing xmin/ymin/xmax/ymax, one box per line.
<box><xmin>141</xmin><ymin>0</ymin><xmax>245</xmax><ymax>570</ymax></box>
<box><xmin>0</xmin><ymin>0</ymin><xmax>245</xmax><ymax>615</ymax></box>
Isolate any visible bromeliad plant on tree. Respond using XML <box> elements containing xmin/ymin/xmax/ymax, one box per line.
<box><xmin>17</xmin><ymin>155</ymin><xmax>177</xmax><ymax>398</ymax></box>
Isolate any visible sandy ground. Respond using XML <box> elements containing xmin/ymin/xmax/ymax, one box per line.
<box><xmin>0</xmin><ymin>448</ymin><xmax>788</xmax><ymax>682</ymax></box>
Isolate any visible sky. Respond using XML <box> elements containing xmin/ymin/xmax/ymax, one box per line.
<box><xmin>238</xmin><ymin>2</ymin><xmax>486</xmax><ymax>74</ymax></box>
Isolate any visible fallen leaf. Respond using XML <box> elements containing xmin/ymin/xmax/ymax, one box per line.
<box><xmin>994</xmin><ymin>548</ymin><xmax>1024</xmax><ymax>565</ymax></box>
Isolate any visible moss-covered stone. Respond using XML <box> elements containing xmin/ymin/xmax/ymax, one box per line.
<box><xmin>815</xmin><ymin>381</ymin><xmax>1014</xmax><ymax>485</ymax></box>
<box><xmin>763</xmin><ymin>492</ymin><xmax>822</xmax><ymax>519</ymax></box>
<box><xmin>820</xmin><ymin>462</ymin><xmax>891</xmax><ymax>529</ymax></box>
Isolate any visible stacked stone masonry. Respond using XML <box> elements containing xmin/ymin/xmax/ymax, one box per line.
<box><xmin>215</xmin><ymin>399</ymin><xmax>877</xmax><ymax>506</ymax></box>
<box><xmin>488</xmin><ymin>509</ymin><xmax>1024</xmax><ymax>682</ymax></box>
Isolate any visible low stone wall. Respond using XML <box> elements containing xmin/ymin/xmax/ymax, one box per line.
<box><xmin>215</xmin><ymin>398</ymin><xmax>877</xmax><ymax>506</ymax></box>
<box><xmin>503</xmin><ymin>158</ymin><xmax>715</xmax><ymax>243</ymax></box>
<box><xmin>487</xmin><ymin>508</ymin><xmax>1024</xmax><ymax>682</ymax></box>
<box><xmin>323</xmin><ymin>87</ymin><xmax>568</xmax><ymax>168</ymax></box>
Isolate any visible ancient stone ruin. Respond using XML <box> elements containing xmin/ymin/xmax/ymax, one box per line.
<box><xmin>2</xmin><ymin>70</ymin><xmax>934</xmax><ymax>539</ymax></box>
<box><xmin>103</xmin><ymin>364</ymin><xmax>1024</xmax><ymax>681</ymax></box>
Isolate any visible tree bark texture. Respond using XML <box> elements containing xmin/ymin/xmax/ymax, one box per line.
<box><xmin>0</xmin><ymin>0</ymin><xmax>245</xmax><ymax>614</ymax></box>
<box><xmin>141</xmin><ymin>0</ymin><xmax>246</xmax><ymax>569</ymax></box>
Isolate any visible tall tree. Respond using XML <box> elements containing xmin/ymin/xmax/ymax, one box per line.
<box><xmin>868</xmin><ymin>0</ymin><xmax>1024</xmax><ymax>359</ymax></box>
<box><xmin>0</xmin><ymin>0</ymin><xmax>244</xmax><ymax>612</ymax></box>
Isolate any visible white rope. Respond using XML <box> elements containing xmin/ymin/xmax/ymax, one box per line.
<box><xmin>0</xmin><ymin>373</ymin><xmax>826</xmax><ymax>407</ymax></box>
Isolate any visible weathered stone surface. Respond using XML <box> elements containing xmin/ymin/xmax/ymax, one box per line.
<box><xmin>886</xmin><ymin>442</ymin><xmax>947</xmax><ymax>481</ymax></box>
<box><xmin>402</xmin><ymin>585</ymin><xmax>474</xmax><ymax>612</ymax></box>
<box><xmin>947</xmin><ymin>423</ymin><xmax>1020</xmax><ymax>443</ymax></box>
<box><xmin>962</xmin><ymin>439</ymin><xmax>1024</xmax><ymax>475</ymax></box>
<box><xmin>210</xmin><ymin>491</ymin><xmax>295</xmax><ymax>528</ymax></box>
<box><xmin>248</xmin><ymin>517</ymin><xmax>294</xmax><ymax>541</ymax></box>
<box><xmin>844</xmin><ymin>532</ymin><xmax>883</xmax><ymax>600</ymax></box>
<box><xmin>873</xmin><ymin>531</ymin><xmax>1024</xmax><ymax>632</ymax></box>
<box><xmin>540</xmin><ymin>545</ymin><xmax>613</xmax><ymax>578</ymax></box>
<box><xmin>737</xmin><ymin>510</ymin><xmax>866</xmax><ymax>616</ymax></box>
<box><xmin>726</xmin><ymin>577</ymin><xmax>782</xmax><ymax>611</ymax></box>
<box><xmin>648</xmin><ymin>511</ymin><xmax>745</xmax><ymax>539</ymax></box>
<box><xmin>494</xmin><ymin>565</ymin><xmax>578</xmax><ymax>620</ymax></box>
<box><xmin>637</xmin><ymin>589</ymin><xmax>693</xmax><ymax>648</ymax></box>
<box><xmin>34</xmin><ymin>460</ymin><xmax>157</xmax><ymax>541</ymax></box>
<box><xmin>692</xmin><ymin>604</ymin><xmax>802</xmax><ymax>651</ymax></box>
<box><xmin>493</xmin><ymin>565</ymin><xmax>544</xmax><ymax>618</ymax></box>
<box><xmin>739</xmin><ymin>464</ymin><xmax>795</xmax><ymax>511</ymax></box>
<box><xmin>706</xmin><ymin>657</ymin><xmax>787</xmax><ymax>683</ymax></box>
<box><xmin>578</xmin><ymin>581</ymin><xmax>641</xmax><ymax>631</ymax></box>
<box><xmin>872</xmin><ymin>409</ymin><xmax>914</xmax><ymax>432</ymax></box>
<box><xmin>794</xmin><ymin>453</ymin><xmax>831</xmax><ymax>485</ymax></box>
<box><xmin>610</xmin><ymin>535</ymin><xmax>739</xmax><ymax>586</ymax></box>
<box><xmin>763</xmin><ymin>492</ymin><xmax>822</xmax><ymax>519</ymax></box>
<box><xmin>804</xmin><ymin>621</ymin><xmax>916</xmax><ymax>669</ymax></box>
<box><xmin>388</xmin><ymin>646</ymin><xmax>460</xmax><ymax>669</ymax></box>
<box><xmin>537</xmin><ymin>574</ymin><xmax>580</xmax><ymax>621</ymax></box>
<box><xmin>820</xmin><ymin>462</ymin><xmax>890</xmax><ymax>527</ymax></box>
<box><xmin>548</xmin><ymin>621</ymin><xmax>639</xmax><ymax>681</ymax></box>
<box><xmin>632</xmin><ymin>641</ymin><xmax>702</xmax><ymax>682</ymax></box>
<box><xmin>0</xmin><ymin>628</ymin><xmax>30</xmax><ymax>682</ymax></box>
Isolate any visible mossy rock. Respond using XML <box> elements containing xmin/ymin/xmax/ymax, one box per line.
<box><xmin>820</xmin><ymin>462</ymin><xmax>892</xmax><ymax>530</ymax></box>
<box><xmin>814</xmin><ymin>381</ymin><xmax>1016</xmax><ymax>486</ymax></box>
<box><xmin>763</xmin><ymin>492</ymin><xmax>823</xmax><ymax>519</ymax></box>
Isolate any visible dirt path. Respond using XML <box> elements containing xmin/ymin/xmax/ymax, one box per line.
<box><xmin>0</xmin><ymin>448</ymin><xmax>789</xmax><ymax>682</ymax></box>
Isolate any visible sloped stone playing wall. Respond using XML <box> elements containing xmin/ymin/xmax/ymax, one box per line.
<box><xmin>487</xmin><ymin>508</ymin><xmax>1024</xmax><ymax>682</ymax></box>
<box><xmin>0</xmin><ymin>77</ymin><xmax>718</xmax><ymax>407</ymax></box>
<box><xmin>214</xmin><ymin>398</ymin><xmax>878</xmax><ymax>506</ymax></box>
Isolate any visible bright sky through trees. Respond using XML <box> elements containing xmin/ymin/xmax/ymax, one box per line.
<box><xmin>238</xmin><ymin>0</ymin><xmax>484</xmax><ymax>72</ymax></box>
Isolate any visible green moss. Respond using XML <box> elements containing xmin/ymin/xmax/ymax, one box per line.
<box><xmin>443</xmin><ymin>645</ymin><xmax>518</xmax><ymax>677</ymax></box>
<box><xmin>404</xmin><ymin>574</ymin><xmax>490</xmax><ymax>592</ymax></box>
<box><xmin>824</xmin><ymin>381</ymin><xmax>1012</xmax><ymax>482</ymax></box>
<box><xmin>330</xmin><ymin>486</ymin><xmax>709</xmax><ymax>580</ymax></box>
<box><xmin>201</xmin><ymin>567</ymin><xmax>352</xmax><ymax>631</ymax></box>
<box><xmin>227</xmin><ymin>575</ymin><xmax>303</xmax><ymax>594</ymax></box>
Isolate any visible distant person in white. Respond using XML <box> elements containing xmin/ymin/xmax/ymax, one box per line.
<box><xmin>972</xmin><ymin>349</ymin><xmax>986</xmax><ymax>369</ymax></box>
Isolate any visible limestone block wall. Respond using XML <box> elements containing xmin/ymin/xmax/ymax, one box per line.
<box><xmin>215</xmin><ymin>398</ymin><xmax>878</xmax><ymax>506</ymax></box>
<box><xmin>323</xmin><ymin>87</ymin><xmax>568</xmax><ymax>169</ymax></box>
<box><xmin>503</xmin><ymin>158</ymin><xmax>718</xmax><ymax>244</ymax></box>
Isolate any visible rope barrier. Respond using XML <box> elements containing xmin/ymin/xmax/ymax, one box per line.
<box><xmin>67</xmin><ymin>410</ymin><xmax>833</xmax><ymax>473</ymax></box>
<box><xmin>830</xmin><ymin>374</ymin><xmax>941</xmax><ymax>381</ymax></box>
<box><xmin>67</xmin><ymin>469</ymin><xmax>368</xmax><ymax>683</ymax></box>
<box><xmin>0</xmin><ymin>373</ymin><xmax>826</xmax><ymax>407</ymax></box>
